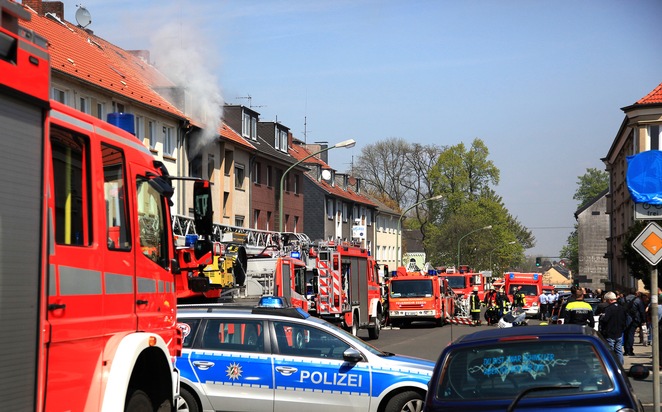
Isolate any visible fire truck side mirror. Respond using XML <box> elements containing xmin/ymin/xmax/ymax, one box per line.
<box><xmin>193</xmin><ymin>180</ymin><xmax>213</xmax><ymax>237</ymax></box>
<box><xmin>170</xmin><ymin>258</ymin><xmax>181</xmax><ymax>274</ymax></box>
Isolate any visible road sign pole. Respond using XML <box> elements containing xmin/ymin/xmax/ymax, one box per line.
<box><xmin>652</xmin><ymin>267</ymin><xmax>660</xmax><ymax>411</ymax></box>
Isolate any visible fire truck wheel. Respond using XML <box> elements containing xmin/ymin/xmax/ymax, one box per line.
<box><xmin>384</xmin><ymin>389</ymin><xmax>425</xmax><ymax>412</ymax></box>
<box><xmin>125</xmin><ymin>389</ymin><xmax>152</xmax><ymax>412</ymax></box>
<box><xmin>177</xmin><ymin>387</ymin><xmax>200</xmax><ymax>412</ymax></box>
<box><xmin>368</xmin><ymin>315</ymin><xmax>380</xmax><ymax>339</ymax></box>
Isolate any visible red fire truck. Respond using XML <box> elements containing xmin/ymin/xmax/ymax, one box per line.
<box><xmin>439</xmin><ymin>265</ymin><xmax>487</xmax><ymax>300</ymax></box>
<box><xmin>309</xmin><ymin>241</ymin><xmax>383</xmax><ymax>339</ymax></box>
<box><xmin>504</xmin><ymin>272</ymin><xmax>543</xmax><ymax>318</ymax></box>
<box><xmin>0</xmin><ymin>3</ymin><xmax>214</xmax><ymax>409</ymax></box>
<box><xmin>387</xmin><ymin>265</ymin><xmax>455</xmax><ymax>327</ymax></box>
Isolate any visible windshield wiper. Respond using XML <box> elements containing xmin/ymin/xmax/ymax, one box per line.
<box><xmin>507</xmin><ymin>385</ymin><xmax>579</xmax><ymax>412</ymax></box>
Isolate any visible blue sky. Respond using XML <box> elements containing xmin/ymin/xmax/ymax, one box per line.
<box><xmin>65</xmin><ymin>0</ymin><xmax>662</xmax><ymax>259</ymax></box>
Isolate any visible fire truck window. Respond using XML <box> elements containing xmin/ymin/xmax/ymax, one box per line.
<box><xmin>102</xmin><ymin>144</ymin><xmax>131</xmax><ymax>251</ymax></box>
<box><xmin>51</xmin><ymin>125</ymin><xmax>91</xmax><ymax>246</ymax></box>
<box><xmin>136</xmin><ymin>178</ymin><xmax>168</xmax><ymax>268</ymax></box>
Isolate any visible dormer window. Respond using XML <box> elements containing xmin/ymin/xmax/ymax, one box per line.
<box><xmin>649</xmin><ymin>125</ymin><xmax>660</xmax><ymax>151</ymax></box>
<box><xmin>274</xmin><ymin>128</ymin><xmax>288</xmax><ymax>153</ymax></box>
<box><xmin>242</xmin><ymin>112</ymin><xmax>257</xmax><ymax>140</ymax></box>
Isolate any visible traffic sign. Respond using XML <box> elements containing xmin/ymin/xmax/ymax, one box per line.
<box><xmin>635</xmin><ymin>202</ymin><xmax>662</xmax><ymax>220</ymax></box>
<box><xmin>632</xmin><ymin>222</ymin><xmax>662</xmax><ymax>265</ymax></box>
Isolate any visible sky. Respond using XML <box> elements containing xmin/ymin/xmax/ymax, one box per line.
<box><xmin>64</xmin><ymin>0</ymin><xmax>662</xmax><ymax>258</ymax></box>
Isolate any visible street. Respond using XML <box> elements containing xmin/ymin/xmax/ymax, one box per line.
<box><xmin>363</xmin><ymin>319</ymin><xmax>658</xmax><ymax>411</ymax></box>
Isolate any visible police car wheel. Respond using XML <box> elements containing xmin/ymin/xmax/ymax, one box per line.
<box><xmin>384</xmin><ymin>390</ymin><xmax>424</xmax><ymax>412</ymax></box>
<box><xmin>177</xmin><ymin>387</ymin><xmax>200</xmax><ymax>412</ymax></box>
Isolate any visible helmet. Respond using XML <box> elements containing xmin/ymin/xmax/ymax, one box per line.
<box><xmin>473</xmin><ymin>286</ymin><xmax>479</xmax><ymax>292</ymax></box>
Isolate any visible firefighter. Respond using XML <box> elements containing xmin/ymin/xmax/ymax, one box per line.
<box><xmin>496</xmin><ymin>288</ymin><xmax>510</xmax><ymax>320</ymax></box>
<box><xmin>483</xmin><ymin>286</ymin><xmax>499</xmax><ymax>325</ymax></box>
<box><xmin>470</xmin><ymin>286</ymin><xmax>482</xmax><ymax>326</ymax></box>
<box><xmin>513</xmin><ymin>286</ymin><xmax>526</xmax><ymax>309</ymax></box>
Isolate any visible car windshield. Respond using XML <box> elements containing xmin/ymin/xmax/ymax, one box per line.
<box><xmin>444</xmin><ymin>277</ymin><xmax>466</xmax><ymax>290</ymax></box>
<box><xmin>508</xmin><ymin>284</ymin><xmax>538</xmax><ymax>296</ymax></box>
<box><xmin>390</xmin><ymin>279</ymin><xmax>433</xmax><ymax>298</ymax></box>
<box><xmin>434</xmin><ymin>339</ymin><xmax>614</xmax><ymax>401</ymax></box>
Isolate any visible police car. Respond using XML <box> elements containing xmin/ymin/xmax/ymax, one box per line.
<box><xmin>176</xmin><ymin>297</ymin><xmax>433</xmax><ymax>412</ymax></box>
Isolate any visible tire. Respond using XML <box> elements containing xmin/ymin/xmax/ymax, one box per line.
<box><xmin>368</xmin><ymin>314</ymin><xmax>381</xmax><ymax>339</ymax></box>
<box><xmin>125</xmin><ymin>389</ymin><xmax>152</xmax><ymax>412</ymax></box>
<box><xmin>177</xmin><ymin>387</ymin><xmax>200</xmax><ymax>412</ymax></box>
<box><xmin>385</xmin><ymin>390</ymin><xmax>425</xmax><ymax>412</ymax></box>
<box><xmin>350</xmin><ymin>311</ymin><xmax>359</xmax><ymax>336</ymax></box>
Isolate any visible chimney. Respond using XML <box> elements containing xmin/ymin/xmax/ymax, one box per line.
<box><xmin>314</xmin><ymin>141</ymin><xmax>329</xmax><ymax>164</ymax></box>
<box><xmin>43</xmin><ymin>1</ymin><xmax>64</xmax><ymax>20</ymax></box>
<box><xmin>23</xmin><ymin>0</ymin><xmax>43</xmax><ymax>15</ymax></box>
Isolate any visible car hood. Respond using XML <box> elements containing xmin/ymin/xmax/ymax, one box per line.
<box><xmin>379</xmin><ymin>353</ymin><xmax>435</xmax><ymax>373</ymax></box>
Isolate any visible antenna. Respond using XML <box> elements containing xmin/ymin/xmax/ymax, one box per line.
<box><xmin>236</xmin><ymin>94</ymin><xmax>265</xmax><ymax>109</ymax></box>
<box><xmin>302</xmin><ymin>116</ymin><xmax>312</xmax><ymax>144</ymax></box>
<box><xmin>75</xmin><ymin>5</ymin><xmax>92</xmax><ymax>28</ymax></box>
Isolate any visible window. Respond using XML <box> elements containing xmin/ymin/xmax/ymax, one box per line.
<box><xmin>134</xmin><ymin>115</ymin><xmax>144</xmax><ymax>140</ymax></box>
<box><xmin>267</xmin><ymin>212</ymin><xmax>272</xmax><ymax>231</ymax></box>
<box><xmin>293</xmin><ymin>174</ymin><xmax>299</xmax><ymax>194</ymax></box>
<box><xmin>274</xmin><ymin>132</ymin><xmax>280</xmax><ymax>150</ymax></box>
<box><xmin>273</xmin><ymin>320</ymin><xmax>349</xmax><ymax>360</ymax></box>
<box><xmin>79</xmin><ymin>96</ymin><xmax>90</xmax><ymax>114</ymax></box>
<box><xmin>96</xmin><ymin>102</ymin><xmax>105</xmax><ymax>120</ymax></box>
<box><xmin>353</xmin><ymin>205</ymin><xmax>359</xmax><ymax>221</ymax></box>
<box><xmin>293</xmin><ymin>216</ymin><xmax>298</xmax><ymax>232</ymax></box>
<box><xmin>147</xmin><ymin>120</ymin><xmax>155</xmax><ymax>149</ymax></box>
<box><xmin>224</xmin><ymin>150</ymin><xmax>233</xmax><ymax>175</ymax></box>
<box><xmin>180</xmin><ymin>318</ymin><xmax>201</xmax><ymax>349</ymax></box>
<box><xmin>235</xmin><ymin>164</ymin><xmax>245</xmax><ymax>189</ymax></box>
<box><xmin>223</xmin><ymin>192</ymin><xmax>229</xmax><ymax>217</ymax></box>
<box><xmin>650</xmin><ymin>125</ymin><xmax>660</xmax><ymax>151</ymax></box>
<box><xmin>189</xmin><ymin>154</ymin><xmax>202</xmax><ymax>178</ymax></box>
<box><xmin>327</xmin><ymin>199</ymin><xmax>334</xmax><ymax>219</ymax></box>
<box><xmin>52</xmin><ymin>87</ymin><xmax>66</xmax><ymax>104</ymax></box>
<box><xmin>342</xmin><ymin>203</ymin><xmax>348</xmax><ymax>222</ymax></box>
<box><xmin>280</xmin><ymin>130</ymin><xmax>288</xmax><ymax>152</ymax></box>
<box><xmin>136</xmin><ymin>177</ymin><xmax>168</xmax><ymax>267</ymax></box>
<box><xmin>367</xmin><ymin>209</ymin><xmax>373</xmax><ymax>226</ymax></box>
<box><xmin>235</xmin><ymin>216</ymin><xmax>245</xmax><ymax>227</ymax></box>
<box><xmin>253</xmin><ymin>162</ymin><xmax>261</xmax><ymax>184</ymax></box>
<box><xmin>199</xmin><ymin>319</ymin><xmax>264</xmax><ymax>352</ymax></box>
<box><xmin>164</xmin><ymin>126</ymin><xmax>175</xmax><ymax>156</ymax></box>
<box><xmin>251</xmin><ymin>118</ymin><xmax>257</xmax><ymax>140</ymax></box>
<box><xmin>242</xmin><ymin>113</ymin><xmax>250</xmax><ymax>138</ymax></box>
<box><xmin>254</xmin><ymin>210</ymin><xmax>260</xmax><ymax>229</ymax></box>
<box><xmin>113</xmin><ymin>102</ymin><xmax>125</xmax><ymax>113</ymax></box>
<box><xmin>207</xmin><ymin>154</ymin><xmax>215</xmax><ymax>181</ymax></box>
<box><xmin>51</xmin><ymin>125</ymin><xmax>91</xmax><ymax>245</ymax></box>
<box><xmin>102</xmin><ymin>144</ymin><xmax>131</xmax><ymax>250</ymax></box>
<box><xmin>267</xmin><ymin>166</ymin><xmax>273</xmax><ymax>187</ymax></box>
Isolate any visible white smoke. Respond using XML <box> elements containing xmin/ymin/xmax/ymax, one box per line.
<box><xmin>149</xmin><ymin>23</ymin><xmax>223</xmax><ymax>157</ymax></box>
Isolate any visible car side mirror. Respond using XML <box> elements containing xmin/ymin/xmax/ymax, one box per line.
<box><xmin>628</xmin><ymin>364</ymin><xmax>649</xmax><ymax>381</ymax></box>
<box><xmin>342</xmin><ymin>347</ymin><xmax>363</xmax><ymax>363</ymax></box>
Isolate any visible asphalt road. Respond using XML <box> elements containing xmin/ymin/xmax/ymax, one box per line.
<box><xmin>360</xmin><ymin>318</ymin><xmax>659</xmax><ymax>412</ymax></box>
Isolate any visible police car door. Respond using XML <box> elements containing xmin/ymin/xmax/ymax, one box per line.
<box><xmin>271</xmin><ymin>320</ymin><xmax>371</xmax><ymax>412</ymax></box>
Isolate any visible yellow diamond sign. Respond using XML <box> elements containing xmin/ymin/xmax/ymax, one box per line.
<box><xmin>632</xmin><ymin>222</ymin><xmax>662</xmax><ymax>265</ymax></box>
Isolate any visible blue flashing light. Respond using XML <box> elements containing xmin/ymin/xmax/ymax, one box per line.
<box><xmin>185</xmin><ymin>234</ymin><xmax>198</xmax><ymax>247</ymax></box>
<box><xmin>509</xmin><ymin>273</ymin><xmax>514</xmax><ymax>279</ymax></box>
<box><xmin>290</xmin><ymin>251</ymin><xmax>301</xmax><ymax>259</ymax></box>
<box><xmin>257</xmin><ymin>296</ymin><xmax>290</xmax><ymax>308</ymax></box>
<box><xmin>533</xmin><ymin>274</ymin><xmax>539</xmax><ymax>281</ymax></box>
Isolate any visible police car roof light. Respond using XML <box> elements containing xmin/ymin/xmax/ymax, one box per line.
<box><xmin>257</xmin><ymin>296</ymin><xmax>290</xmax><ymax>308</ymax></box>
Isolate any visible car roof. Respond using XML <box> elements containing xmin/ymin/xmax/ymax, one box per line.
<box><xmin>451</xmin><ymin>324</ymin><xmax>598</xmax><ymax>345</ymax></box>
<box><xmin>177</xmin><ymin>304</ymin><xmax>312</xmax><ymax>320</ymax></box>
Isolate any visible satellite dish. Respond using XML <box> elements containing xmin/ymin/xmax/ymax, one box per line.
<box><xmin>75</xmin><ymin>6</ymin><xmax>92</xmax><ymax>28</ymax></box>
<box><xmin>321</xmin><ymin>169</ymin><xmax>332</xmax><ymax>181</ymax></box>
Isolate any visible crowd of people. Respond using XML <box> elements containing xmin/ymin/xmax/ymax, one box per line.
<box><xmin>553</xmin><ymin>286</ymin><xmax>660</xmax><ymax>368</ymax></box>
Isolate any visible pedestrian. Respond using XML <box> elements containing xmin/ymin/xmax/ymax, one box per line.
<box><xmin>470</xmin><ymin>286</ymin><xmax>481</xmax><ymax>326</ymax></box>
<box><xmin>483</xmin><ymin>286</ymin><xmax>499</xmax><ymax>325</ymax></box>
<box><xmin>623</xmin><ymin>288</ymin><xmax>646</xmax><ymax>356</ymax></box>
<box><xmin>562</xmin><ymin>288</ymin><xmax>595</xmax><ymax>329</ymax></box>
<box><xmin>538</xmin><ymin>289</ymin><xmax>549</xmax><ymax>320</ymax></box>
<box><xmin>598</xmin><ymin>291</ymin><xmax>627</xmax><ymax>365</ymax></box>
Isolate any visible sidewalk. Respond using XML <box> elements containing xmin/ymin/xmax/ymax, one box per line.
<box><xmin>623</xmin><ymin>340</ymin><xmax>654</xmax><ymax>371</ymax></box>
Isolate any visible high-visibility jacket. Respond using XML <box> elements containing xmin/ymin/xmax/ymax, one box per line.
<box><xmin>470</xmin><ymin>294</ymin><xmax>481</xmax><ymax>313</ymax></box>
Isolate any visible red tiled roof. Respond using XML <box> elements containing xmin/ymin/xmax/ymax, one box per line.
<box><xmin>221</xmin><ymin>123</ymin><xmax>255</xmax><ymax>150</ymax></box>
<box><xmin>289</xmin><ymin>143</ymin><xmax>377</xmax><ymax>207</ymax></box>
<box><xmin>637</xmin><ymin>82</ymin><xmax>662</xmax><ymax>105</ymax></box>
<box><xmin>22</xmin><ymin>8</ymin><xmax>186</xmax><ymax>118</ymax></box>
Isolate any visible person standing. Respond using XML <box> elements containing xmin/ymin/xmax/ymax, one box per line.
<box><xmin>624</xmin><ymin>289</ymin><xmax>646</xmax><ymax>356</ymax></box>
<box><xmin>538</xmin><ymin>290</ymin><xmax>549</xmax><ymax>320</ymax></box>
<box><xmin>598</xmin><ymin>292</ymin><xmax>627</xmax><ymax>365</ymax></box>
<box><xmin>470</xmin><ymin>287</ymin><xmax>482</xmax><ymax>326</ymax></box>
<box><xmin>562</xmin><ymin>288</ymin><xmax>595</xmax><ymax>329</ymax></box>
<box><xmin>495</xmin><ymin>288</ymin><xmax>510</xmax><ymax>320</ymax></box>
<box><xmin>513</xmin><ymin>286</ymin><xmax>526</xmax><ymax>309</ymax></box>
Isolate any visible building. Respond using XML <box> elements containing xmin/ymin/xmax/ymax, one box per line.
<box><xmin>603</xmin><ymin>81</ymin><xmax>662</xmax><ymax>290</ymax></box>
<box><xmin>574</xmin><ymin>189</ymin><xmax>609</xmax><ymax>289</ymax></box>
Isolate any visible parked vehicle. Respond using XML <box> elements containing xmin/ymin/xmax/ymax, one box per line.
<box><xmin>424</xmin><ymin>324</ymin><xmax>644</xmax><ymax>412</ymax></box>
<box><xmin>176</xmin><ymin>297</ymin><xmax>434</xmax><ymax>412</ymax></box>
<box><xmin>504</xmin><ymin>272</ymin><xmax>543</xmax><ymax>318</ymax></box>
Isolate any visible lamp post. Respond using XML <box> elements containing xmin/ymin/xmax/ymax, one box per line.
<box><xmin>279</xmin><ymin>139</ymin><xmax>356</xmax><ymax>232</ymax></box>
<box><xmin>396</xmin><ymin>194</ymin><xmax>443</xmax><ymax>268</ymax></box>
<box><xmin>457</xmin><ymin>225</ymin><xmax>492</xmax><ymax>269</ymax></box>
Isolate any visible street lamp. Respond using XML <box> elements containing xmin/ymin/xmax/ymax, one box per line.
<box><xmin>279</xmin><ymin>139</ymin><xmax>356</xmax><ymax>232</ymax></box>
<box><xmin>396</xmin><ymin>194</ymin><xmax>443</xmax><ymax>268</ymax></box>
<box><xmin>457</xmin><ymin>225</ymin><xmax>492</xmax><ymax>269</ymax></box>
